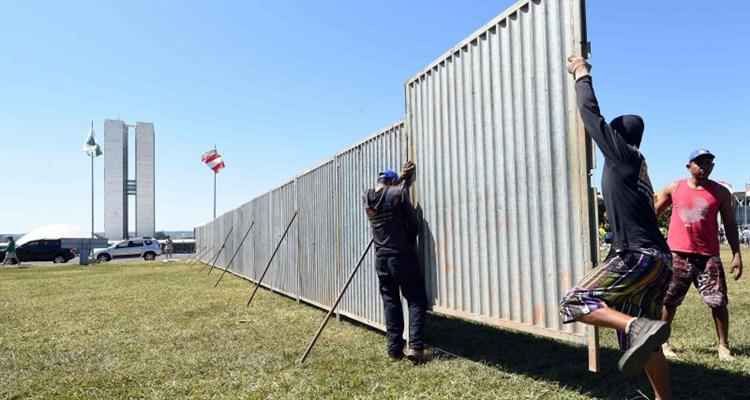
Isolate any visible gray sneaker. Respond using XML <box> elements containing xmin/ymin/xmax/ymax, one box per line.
<box><xmin>618</xmin><ymin>318</ymin><xmax>670</xmax><ymax>376</ymax></box>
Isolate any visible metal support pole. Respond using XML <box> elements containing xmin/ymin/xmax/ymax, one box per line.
<box><xmin>91</xmin><ymin>152</ymin><xmax>94</xmax><ymax>239</ymax></box>
<box><xmin>299</xmin><ymin>239</ymin><xmax>373</xmax><ymax>364</ymax></box>
<box><xmin>213</xmin><ymin>172</ymin><xmax>217</xmax><ymax>221</ymax></box>
<box><xmin>246</xmin><ymin>211</ymin><xmax>298</xmax><ymax>307</ymax></box>
<box><xmin>214</xmin><ymin>221</ymin><xmax>255</xmax><ymax>287</ymax></box>
<box><xmin>204</xmin><ymin>226</ymin><xmax>234</xmax><ymax>274</ymax></box>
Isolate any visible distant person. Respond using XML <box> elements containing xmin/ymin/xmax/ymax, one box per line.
<box><xmin>3</xmin><ymin>237</ymin><xmax>19</xmax><ymax>265</ymax></box>
<box><xmin>655</xmin><ymin>149</ymin><xmax>743</xmax><ymax>361</ymax></box>
<box><xmin>743</xmin><ymin>226</ymin><xmax>750</xmax><ymax>248</ymax></box>
<box><xmin>559</xmin><ymin>56</ymin><xmax>673</xmax><ymax>400</ymax></box>
<box><xmin>164</xmin><ymin>237</ymin><xmax>174</xmax><ymax>260</ymax></box>
<box><xmin>363</xmin><ymin>161</ymin><xmax>426</xmax><ymax>364</ymax></box>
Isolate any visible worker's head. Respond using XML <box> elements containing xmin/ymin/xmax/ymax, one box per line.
<box><xmin>687</xmin><ymin>149</ymin><xmax>715</xmax><ymax>181</ymax></box>
<box><xmin>377</xmin><ymin>170</ymin><xmax>399</xmax><ymax>186</ymax></box>
<box><xmin>610</xmin><ymin>115</ymin><xmax>644</xmax><ymax>148</ymax></box>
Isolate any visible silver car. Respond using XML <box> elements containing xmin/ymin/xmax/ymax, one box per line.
<box><xmin>94</xmin><ymin>238</ymin><xmax>162</xmax><ymax>262</ymax></box>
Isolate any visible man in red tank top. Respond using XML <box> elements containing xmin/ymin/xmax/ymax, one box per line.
<box><xmin>655</xmin><ymin>149</ymin><xmax>743</xmax><ymax>361</ymax></box>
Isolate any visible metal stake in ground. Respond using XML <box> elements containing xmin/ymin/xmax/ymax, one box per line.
<box><xmin>246</xmin><ymin>211</ymin><xmax>298</xmax><ymax>307</ymax></box>
<box><xmin>299</xmin><ymin>239</ymin><xmax>373</xmax><ymax>364</ymax></box>
<box><xmin>214</xmin><ymin>221</ymin><xmax>255</xmax><ymax>287</ymax></box>
<box><xmin>203</xmin><ymin>226</ymin><xmax>235</xmax><ymax>274</ymax></box>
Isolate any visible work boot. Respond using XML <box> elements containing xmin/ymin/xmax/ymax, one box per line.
<box><xmin>405</xmin><ymin>347</ymin><xmax>425</xmax><ymax>365</ymax></box>
<box><xmin>618</xmin><ymin>318</ymin><xmax>670</xmax><ymax>376</ymax></box>
<box><xmin>387</xmin><ymin>340</ymin><xmax>405</xmax><ymax>361</ymax></box>
<box><xmin>718</xmin><ymin>345</ymin><xmax>735</xmax><ymax>362</ymax></box>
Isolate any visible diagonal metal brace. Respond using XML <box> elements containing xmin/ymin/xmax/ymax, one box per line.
<box><xmin>204</xmin><ymin>226</ymin><xmax>235</xmax><ymax>274</ymax></box>
<box><xmin>245</xmin><ymin>210</ymin><xmax>298</xmax><ymax>307</ymax></box>
<box><xmin>214</xmin><ymin>221</ymin><xmax>255</xmax><ymax>287</ymax></box>
<box><xmin>187</xmin><ymin>243</ymin><xmax>212</xmax><ymax>265</ymax></box>
<box><xmin>299</xmin><ymin>239</ymin><xmax>373</xmax><ymax>364</ymax></box>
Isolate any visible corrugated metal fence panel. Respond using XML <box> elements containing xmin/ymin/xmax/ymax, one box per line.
<box><xmin>253</xmin><ymin>192</ymin><xmax>272</xmax><ymax>282</ymax></box>
<box><xmin>336</xmin><ymin>122</ymin><xmax>407</xmax><ymax>330</ymax></box>
<box><xmin>218</xmin><ymin>211</ymin><xmax>231</xmax><ymax>268</ymax></box>
<box><xmin>267</xmin><ymin>181</ymin><xmax>299</xmax><ymax>297</ymax></box>
<box><xmin>406</xmin><ymin>0</ymin><xmax>590</xmax><ymax>341</ymax></box>
<box><xmin>236</xmin><ymin>201</ymin><xmax>255</xmax><ymax>279</ymax></box>
<box><xmin>297</xmin><ymin>160</ymin><xmax>339</xmax><ymax>309</ymax></box>
<box><xmin>229</xmin><ymin>201</ymin><xmax>253</xmax><ymax>278</ymax></box>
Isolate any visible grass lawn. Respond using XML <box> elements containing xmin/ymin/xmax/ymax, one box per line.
<box><xmin>1</xmin><ymin>248</ymin><xmax>748</xmax><ymax>399</ymax></box>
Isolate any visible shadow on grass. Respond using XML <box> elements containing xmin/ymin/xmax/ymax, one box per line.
<box><xmin>731</xmin><ymin>345</ymin><xmax>750</xmax><ymax>357</ymax></box>
<box><xmin>425</xmin><ymin>313</ymin><xmax>749</xmax><ymax>400</ymax></box>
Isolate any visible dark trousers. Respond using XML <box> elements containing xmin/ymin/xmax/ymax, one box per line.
<box><xmin>375</xmin><ymin>254</ymin><xmax>427</xmax><ymax>354</ymax></box>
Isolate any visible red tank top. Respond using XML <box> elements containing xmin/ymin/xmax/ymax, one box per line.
<box><xmin>667</xmin><ymin>180</ymin><xmax>721</xmax><ymax>256</ymax></box>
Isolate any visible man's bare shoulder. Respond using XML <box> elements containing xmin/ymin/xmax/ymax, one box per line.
<box><xmin>661</xmin><ymin>180</ymin><xmax>681</xmax><ymax>195</ymax></box>
<box><xmin>707</xmin><ymin>180</ymin><xmax>733</xmax><ymax>202</ymax></box>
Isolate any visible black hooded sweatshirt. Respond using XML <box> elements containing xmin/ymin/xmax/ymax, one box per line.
<box><xmin>363</xmin><ymin>184</ymin><xmax>419</xmax><ymax>257</ymax></box>
<box><xmin>575</xmin><ymin>76</ymin><xmax>668</xmax><ymax>253</ymax></box>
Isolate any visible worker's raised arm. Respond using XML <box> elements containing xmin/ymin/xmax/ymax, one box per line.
<box><xmin>568</xmin><ymin>57</ymin><xmax>638</xmax><ymax>164</ymax></box>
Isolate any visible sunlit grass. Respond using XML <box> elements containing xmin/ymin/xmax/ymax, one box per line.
<box><xmin>1</xmin><ymin>248</ymin><xmax>748</xmax><ymax>399</ymax></box>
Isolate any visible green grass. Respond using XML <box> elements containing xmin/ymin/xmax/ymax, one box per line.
<box><xmin>1</xmin><ymin>249</ymin><xmax>748</xmax><ymax>399</ymax></box>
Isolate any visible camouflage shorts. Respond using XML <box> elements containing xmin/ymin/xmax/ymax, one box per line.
<box><xmin>663</xmin><ymin>252</ymin><xmax>728</xmax><ymax>309</ymax></box>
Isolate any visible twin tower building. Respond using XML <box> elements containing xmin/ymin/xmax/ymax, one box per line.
<box><xmin>103</xmin><ymin>119</ymin><xmax>155</xmax><ymax>241</ymax></box>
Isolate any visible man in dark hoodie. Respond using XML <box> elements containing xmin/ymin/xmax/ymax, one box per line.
<box><xmin>559</xmin><ymin>57</ymin><xmax>674</xmax><ymax>400</ymax></box>
<box><xmin>364</xmin><ymin>161</ymin><xmax>427</xmax><ymax>363</ymax></box>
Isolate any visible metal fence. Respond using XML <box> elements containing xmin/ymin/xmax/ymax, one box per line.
<box><xmin>196</xmin><ymin>0</ymin><xmax>593</xmax><ymax>359</ymax></box>
<box><xmin>406</xmin><ymin>0</ymin><xmax>592</xmax><ymax>342</ymax></box>
<box><xmin>336</xmin><ymin>123</ymin><xmax>408</xmax><ymax>330</ymax></box>
<box><xmin>297</xmin><ymin>161</ymin><xmax>339</xmax><ymax>309</ymax></box>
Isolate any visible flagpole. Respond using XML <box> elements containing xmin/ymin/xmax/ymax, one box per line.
<box><xmin>213</xmin><ymin>170</ymin><xmax>217</xmax><ymax>220</ymax></box>
<box><xmin>213</xmin><ymin>145</ymin><xmax>217</xmax><ymax>220</ymax></box>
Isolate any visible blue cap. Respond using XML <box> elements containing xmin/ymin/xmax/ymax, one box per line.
<box><xmin>689</xmin><ymin>149</ymin><xmax>715</xmax><ymax>163</ymax></box>
<box><xmin>378</xmin><ymin>169</ymin><xmax>399</xmax><ymax>183</ymax></box>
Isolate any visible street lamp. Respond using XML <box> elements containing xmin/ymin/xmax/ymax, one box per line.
<box><xmin>82</xmin><ymin>121</ymin><xmax>102</xmax><ymax>238</ymax></box>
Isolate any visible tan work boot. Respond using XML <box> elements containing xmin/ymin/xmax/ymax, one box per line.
<box><xmin>718</xmin><ymin>345</ymin><xmax>735</xmax><ymax>361</ymax></box>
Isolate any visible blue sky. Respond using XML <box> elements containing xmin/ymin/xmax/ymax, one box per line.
<box><xmin>1</xmin><ymin>0</ymin><xmax>748</xmax><ymax>233</ymax></box>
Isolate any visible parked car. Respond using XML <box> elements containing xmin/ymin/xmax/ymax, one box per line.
<box><xmin>94</xmin><ymin>238</ymin><xmax>162</xmax><ymax>262</ymax></box>
<box><xmin>6</xmin><ymin>239</ymin><xmax>76</xmax><ymax>264</ymax></box>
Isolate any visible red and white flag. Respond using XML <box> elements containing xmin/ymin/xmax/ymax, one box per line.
<box><xmin>201</xmin><ymin>149</ymin><xmax>225</xmax><ymax>173</ymax></box>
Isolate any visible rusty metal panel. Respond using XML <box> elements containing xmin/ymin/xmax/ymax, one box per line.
<box><xmin>335</xmin><ymin>122</ymin><xmax>408</xmax><ymax>330</ymax></box>
<box><xmin>297</xmin><ymin>160</ymin><xmax>339</xmax><ymax>309</ymax></box>
<box><xmin>406</xmin><ymin>0</ymin><xmax>591</xmax><ymax>342</ymax></box>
